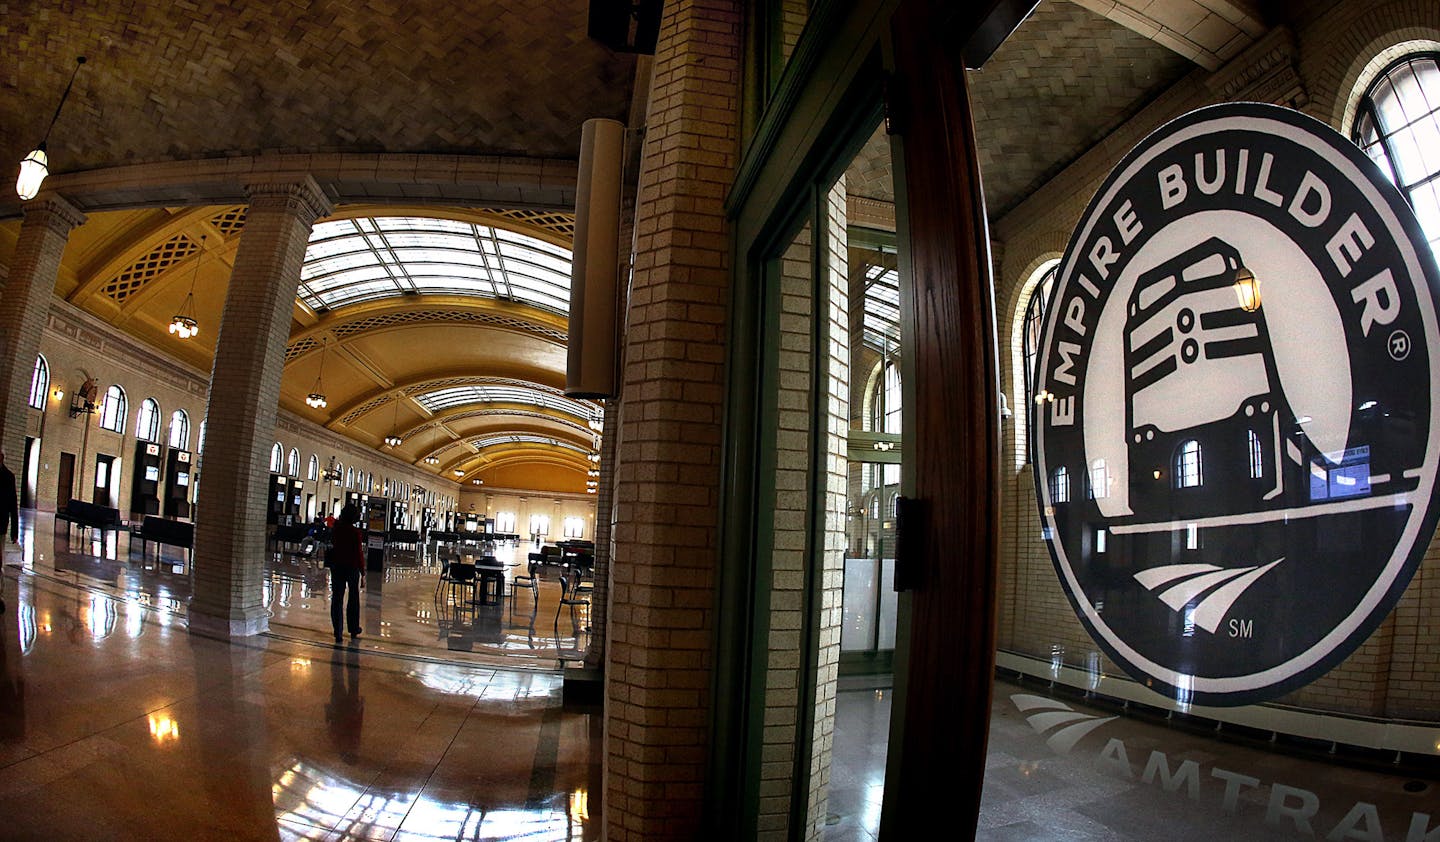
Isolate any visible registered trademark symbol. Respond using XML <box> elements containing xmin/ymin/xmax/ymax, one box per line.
<box><xmin>1388</xmin><ymin>329</ymin><xmax>1411</xmax><ymax>361</ymax></box>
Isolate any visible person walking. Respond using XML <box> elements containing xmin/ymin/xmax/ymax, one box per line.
<box><xmin>0</xmin><ymin>451</ymin><xmax>17</xmax><ymax>546</ymax></box>
<box><xmin>329</xmin><ymin>503</ymin><xmax>366</xmax><ymax>645</ymax></box>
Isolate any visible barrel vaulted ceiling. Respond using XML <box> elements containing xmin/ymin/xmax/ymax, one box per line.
<box><xmin>0</xmin><ymin>0</ymin><xmax>1246</xmax><ymax>494</ymax></box>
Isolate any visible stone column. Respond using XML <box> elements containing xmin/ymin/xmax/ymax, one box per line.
<box><xmin>189</xmin><ymin>177</ymin><xmax>332</xmax><ymax>638</ymax></box>
<box><xmin>0</xmin><ymin>193</ymin><xmax>87</xmax><ymax>463</ymax></box>
<box><xmin>604</xmin><ymin>0</ymin><xmax>741</xmax><ymax>837</ymax></box>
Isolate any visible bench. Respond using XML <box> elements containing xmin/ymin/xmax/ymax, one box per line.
<box><xmin>55</xmin><ymin>499</ymin><xmax>122</xmax><ymax>537</ymax></box>
<box><xmin>270</xmin><ymin>523</ymin><xmax>313</xmax><ymax>553</ymax></box>
<box><xmin>388</xmin><ymin>528</ymin><xmax>420</xmax><ymax>549</ymax></box>
<box><xmin>134</xmin><ymin>516</ymin><xmax>194</xmax><ymax>559</ymax></box>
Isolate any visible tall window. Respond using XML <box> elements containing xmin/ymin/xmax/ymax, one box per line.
<box><xmin>497</xmin><ymin>511</ymin><xmax>517</xmax><ymax>532</ymax></box>
<box><xmin>1089</xmin><ymin>458</ymin><xmax>1109</xmax><ymax>500</ymax></box>
<box><xmin>270</xmin><ymin>443</ymin><xmax>283</xmax><ymax>473</ymax></box>
<box><xmin>135</xmin><ymin>398</ymin><xmax>161</xmax><ymax>442</ymax></box>
<box><xmin>1050</xmin><ymin>466</ymin><xmax>1070</xmax><ymax>504</ymax></box>
<box><xmin>563</xmin><ymin>516</ymin><xmax>585</xmax><ymax>538</ymax></box>
<box><xmin>99</xmin><ymin>385</ymin><xmax>127</xmax><ymax>433</ymax></box>
<box><xmin>1175</xmin><ymin>440</ymin><xmax>1203</xmax><ymax>488</ymax></box>
<box><xmin>28</xmin><ymin>355</ymin><xmax>48</xmax><ymax>410</ymax></box>
<box><xmin>1353</xmin><ymin>54</ymin><xmax>1440</xmax><ymax>254</ymax></box>
<box><xmin>530</xmin><ymin>513</ymin><xmax>550</xmax><ymax>536</ymax></box>
<box><xmin>197</xmin><ymin>421</ymin><xmax>206</xmax><ymax>454</ymax></box>
<box><xmin>287</xmin><ymin>448</ymin><xmax>300</xmax><ymax>478</ymax></box>
<box><xmin>308</xmin><ymin>455</ymin><xmax>319</xmax><ymax>481</ymax></box>
<box><xmin>168</xmin><ymin>410</ymin><xmax>190</xmax><ymax>449</ymax></box>
<box><xmin>1247</xmin><ymin>429</ymin><xmax>1264</xmax><ymax>480</ymax></box>
<box><xmin>346</xmin><ymin>467</ymin><xmax>354</xmax><ymax>489</ymax></box>
<box><xmin>1022</xmin><ymin>264</ymin><xmax>1059</xmax><ymax>407</ymax></box>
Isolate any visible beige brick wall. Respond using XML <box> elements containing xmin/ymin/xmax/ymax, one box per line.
<box><xmin>990</xmin><ymin>0</ymin><xmax>1440</xmax><ymax>721</ymax></box>
<box><xmin>603</xmin><ymin>0</ymin><xmax>741</xmax><ymax>837</ymax></box>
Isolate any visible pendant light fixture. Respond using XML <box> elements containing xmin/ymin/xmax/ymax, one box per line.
<box><xmin>305</xmin><ymin>338</ymin><xmax>329</xmax><ymax>409</ymax></box>
<box><xmin>17</xmin><ymin>56</ymin><xmax>88</xmax><ymax>201</ymax></box>
<box><xmin>424</xmin><ymin>425</ymin><xmax>440</xmax><ymax>465</ymax></box>
<box><xmin>169</xmin><ymin>235</ymin><xmax>204</xmax><ymax>339</ymax></box>
<box><xmin>383</xmin><ymin>395</ymin><xmax>403</xmax><ymax>447</ymax></box>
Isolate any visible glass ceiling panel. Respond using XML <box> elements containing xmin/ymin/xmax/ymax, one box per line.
<box><xmin>470</xmin><ymin>434</ymin><xmax>589</xmax><ymax>453</ymax></box>
<box><xmin>413</xmin><ymin>385</ymin><xmax>599</xmax><ymax>420</ymax></box>
<box><xmin>299</xmin><ymin>217</ymin><xmax>572</xmax><ymax>314</ymax></box>
<box><xmin>863</xmin><ymin>265</ymin><xmax>901</xmax><ymax>350</ymax></box>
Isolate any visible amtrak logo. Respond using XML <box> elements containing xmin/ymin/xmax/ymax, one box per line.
<box><xmin>1033</xmin><ymin>103</ymin><xmax>1440</xmax><ymax>706</ymax></box>
<box><xmin>1011</xmin><ymin>694</ymin><xmax>1115</xmax><ymax>754</ymax></box>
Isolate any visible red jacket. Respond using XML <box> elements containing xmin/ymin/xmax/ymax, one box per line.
<box><xmin>331</xmin><ymin>522</ymin><xmax>366</xmax><ymax>572</ymax></box>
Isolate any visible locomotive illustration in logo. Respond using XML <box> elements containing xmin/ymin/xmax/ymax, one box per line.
<box><xmin>1031</xmin><ymin>103</ymin><xmax>1440</xmax><ymax>706</ymax></box>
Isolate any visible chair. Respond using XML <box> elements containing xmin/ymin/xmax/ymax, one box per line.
<box><xmin>441</xmin><ymin>561</ymin><xmax>476</xmax><ymax>605</ymax></box>
<box><xmin>554</xmin><ymin>567</ymin><xmax>590</xmax><ymax>634</ymax></box>
<box><xmin>511</xmin><ymin>560</ymin><xmax>539</xmax><ymax>607</ymax></box>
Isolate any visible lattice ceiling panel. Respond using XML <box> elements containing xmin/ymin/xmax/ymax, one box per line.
<box><xmin>101</xmin><ymin>234</ymin><xmax>200</xmax><ymax>304</ymax></box>
<box><xmin>208</xmin><ymin>207</ymin><xmax>248</xmax><ymax>238</ymax></box>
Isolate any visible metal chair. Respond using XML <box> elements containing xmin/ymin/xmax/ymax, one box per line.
<box><xmin>441</xmin><ymin>561</ymin><xmax>476</xmax><ymax>605</ymax></box>
<box><xmin>553</xmin><ymin>567</ymin><xmax>590</xmax><ymax>634</ymax></box>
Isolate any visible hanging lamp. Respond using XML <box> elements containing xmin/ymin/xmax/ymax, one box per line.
<box><xmin>169</xmin><ymin>235</ymin><xmax>204</xmax><ymax>339</ymax></box>
<box><xmin>306</xmin><ymin>338</ymin><xmax>329</xmax><ymax>408</ymax></box>
<box><xmin>383</xmin><ymin>395</ymin><xmax>403</xmax><ymax>447</ymax></box>
<box><xmin>17</xmin><ymin>56</ymin><xmax>88</xmax><ymax>201</ymax></box>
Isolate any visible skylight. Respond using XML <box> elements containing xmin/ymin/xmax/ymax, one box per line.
<box><xmin>470</xmin><ymin>434</ymin><xmax>589</xmax><ymax>453</ymax></box>
<box><xmin>299</xmin><ymin>217</ymin><xmax>573</xmax><ymax>314</ymax></box>
<box><xmin>863</xmin><ymin>263</ymin><xmax>901</xmax><ymax>350</ymax></box>
<box><xmin>412</xmin><ymin>385</ymin><xmax>598</xmax><ymax>420</ymax></box>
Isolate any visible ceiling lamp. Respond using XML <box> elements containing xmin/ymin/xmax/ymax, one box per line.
<box><xmin>305</xmin><ymin>338</ymin><xmax>329</xmax><ymax>409</ymax></box>
<box><xmin>471</xmin><ymin>478</ymin><xmax>483</xmax><ymax>486</ymax></box>
<box><xmin>588</xmin><ymin>411</ymin><xmax>604</xmax><ymax>433</ymax></box>
<box><xmin>586</xmin><ymin>487</ymin><xmax>597</xmax><ymax>494</ymax></box>
<box><xmin>424</xmin><ymin>425</ymin><xmax>440</xmax><ymax>465</ymax></box>
<box><xmin>588</xmin><ymin>451</ymin><xmax>601</xmax><ymax>463</ymax></box>
<box><xmin>587</xmin><ymin>469</ymin><xmax>599</xmax><ymax>478</ymax></box>
<box><xmin>453</xmin><ymin>468</ymin><xmax>465</xmax><ymax>477</ymax></box>
<box><xmin>169</xmin><ymin>234</ymin><xmax>204</xmax><ymax>339</ymax></box>
<box><xmin>382</xmin><ymin>395</ymin><xmax>403</xmax><ymax>447</ymax></box>
<box><xmin>17</xmin><ymin>56</ymin><xmax>87</xmax><ymax>201</ymax></box>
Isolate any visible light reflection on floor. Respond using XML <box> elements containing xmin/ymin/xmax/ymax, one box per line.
<box><xmin>0</xmin><ymin>517</ymin><xmax>603</xmax><ymax>840</ymax></box>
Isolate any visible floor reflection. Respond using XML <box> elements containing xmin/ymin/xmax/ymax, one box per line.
<box><xmin>6</xmin><ymin>511</ymin><xmax>592</xmax><ymax>668</ymax></box>
<box><xmin>0</xmin><ymin>513</ymin><xmax>603</xmax><ymax>840</ymax></box>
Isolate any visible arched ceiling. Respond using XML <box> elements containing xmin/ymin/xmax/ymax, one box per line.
<box><xmin>34</xmin><ymin>204</ymin><xmax>602</xmax><ymax>493</ymax></box>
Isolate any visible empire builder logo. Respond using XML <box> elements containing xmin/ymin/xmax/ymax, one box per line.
<box><xmin>1032</xmin><ymin>103</ymin><xmax>1440</xmax><ymax>706</ymax></box>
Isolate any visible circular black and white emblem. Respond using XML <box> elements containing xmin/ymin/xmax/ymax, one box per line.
<box><xmin>1033</xmin><ymin>103</ymin><xmax>1440</xmax><ymax>706</ymax></box>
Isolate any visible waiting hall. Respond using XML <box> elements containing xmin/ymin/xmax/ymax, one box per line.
<box><xmin>1</xmin><ymin>1</ymin><xmax>1439</xmax><ymax>840</ymax></box>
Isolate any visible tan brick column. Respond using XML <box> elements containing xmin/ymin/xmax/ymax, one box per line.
<box><xmin>189</xmin><ymin>177</ymin><xmax>332</xmax><ymax>638</ymax></box>
<box><xmin>0</xmin><ymin>193</ymin><xmax>87</xmax><ymax>462</ymax></box>
<box><xmin>604</xmin><ymin>0</ymin><xmax>740</xmax><ymax>837</ymax></box>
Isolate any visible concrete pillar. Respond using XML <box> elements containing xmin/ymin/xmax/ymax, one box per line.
<box><xmin>0</xmin><ymin>193</ymin><xmax>87</xmax><ymax>463</ymax></box>
<box><xmin>189</xmin><ymin>177</ymin><xmax>332</xmax><ymax>638</ymax></box>
<box><xmin>604</xmin><ymin>0</ymin><xmax>741</xmax><ymax>837</ymax></box>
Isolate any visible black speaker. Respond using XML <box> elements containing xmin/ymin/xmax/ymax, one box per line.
<box><xmin>588</xmin><ymin>0</ymin><xmax>663</xmax><ymax>54</ymax></box>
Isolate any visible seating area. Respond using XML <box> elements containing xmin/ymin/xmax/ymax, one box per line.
<box><xmin>133</xmin><ymin>515</ymin><xmax>194</xmax><ymax>559</ymax></box>
<box><xmin>54</xmin><ymin>499</ymin><xmax>122</xmax><ymax>536</ymax></box>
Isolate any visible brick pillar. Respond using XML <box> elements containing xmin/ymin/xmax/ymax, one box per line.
<box><xmin>0</xmin><ymin>194</ymin><xmax>87</xmax><ymax>462</ymax></box>
<box><xmin>604</xmin><ymin>0</ymin><xmax>741</xmax><ymax>837</ymax></box>
<box><xmin>189</xmin><ymin>177</ymin><xmax>332</xmax><ymax>638</ymax></box>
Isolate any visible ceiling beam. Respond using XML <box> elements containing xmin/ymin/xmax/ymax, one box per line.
<box><xmin>1068</xmin><ymin>0</ymin><xmax>1265</xmax><ymax>70</ymax></box>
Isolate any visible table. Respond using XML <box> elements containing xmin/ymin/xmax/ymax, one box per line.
<box><xmin>463</xmin><ymin>555</ymin><xmax>509</xmax><ymax>606</ymax></box>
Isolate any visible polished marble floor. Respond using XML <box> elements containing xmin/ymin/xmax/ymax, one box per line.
<box><xmin>825</xmin><ymin>675</ymin><xmax>1439</xmax><ymax>841</ymax></box>
<box><xmin>4</xmin><ymin>512</ymin><xmax>1436</xmax><ymax>840</ymax></box>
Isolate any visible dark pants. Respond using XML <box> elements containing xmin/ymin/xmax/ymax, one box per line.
<box><xmin>331</xmin><ymin>567</ymin><xmax>361</xmax><ymax>638</ymax></box>
<box><xmin>2</xmin><ymin>505</ymin><xmax>16</xmax><ymax>542</ymax></box>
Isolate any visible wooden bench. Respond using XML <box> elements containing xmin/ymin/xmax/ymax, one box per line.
<box><xmin>55</xmin><ymin>499</ymin><xmax>122</xmax><ymax>537</ymax></box>
<box><xmin>134</xmin><ymin>516</ymin><xmax>194</xmax><ymax>559</ymax></box>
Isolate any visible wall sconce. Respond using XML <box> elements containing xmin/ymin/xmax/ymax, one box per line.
<box><xmin>16</xmin><ymin>56</ymin><xmax>87</xmax><ymax>201</ymax></box>
<box><xmin>51</xmin><ymin>387</ymin><xmax>64</xmax><ymax>402</ymax></box>
<box><xmin>1234</xmin><ymin>267</ymin><xmax>1260</xmax><ymax>313</ymax></box>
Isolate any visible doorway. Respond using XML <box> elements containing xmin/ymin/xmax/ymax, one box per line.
<box><xmin>20</xmin><ymin>436</ymin><xmax>39</xmax><ymax>509</ymax></box>
<box><xmin>57</xmin><ymin>451</ymin><xmax>75</xmax><ymax>507</ymax></box>
<box><xmin>93</xmin><ymin>454</ymin><xmax>115</xmax><ymax>506</ymax></box>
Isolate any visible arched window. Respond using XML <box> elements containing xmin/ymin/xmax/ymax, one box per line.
<box><xmin>168</xmin><ymin>410</ymin><xmax>190</xmax><ymax>449</ymax></box>
<box><xmin>99</xmin><ymin>385</ymin><xmax>127</xmax><ymax>433</ymax></box>
<box><xmin>1050</xmin><ymin>465</ymin><xmax>1070</xmax><ymax>504</ymax></box>
<box><xmin>346</xmin><ymin>467</ymin><xmax>354</xmax><ymax>488</ymax></box>
<box><xmin>868</xmin><ymin>360</ymin><xmax>902</xmax><ymax>434</ymax></box>
<box><xmin>135</xmin><ymin>398</ymin><xmax>161</xmax><ymax>442</ymax></box>
<box><xmin>1247</xmin><ymin>430</ymin><xmax>1264</xmax><ymax>480</ymax></box>
<box><xmin>28</xmin><ymin>355</ymin><xmax>48</xmax><ymax>410</ymax></box>
<box><xmin>1022</xmin><ymin>264</ymin><xmax>1059</xmax><ymax>407</ymax></box>
<box><xmin>1175</xmin><ymin>440</ymin><xmax>1203</xmax><ymax>488</ymax></box>
<box><xmin>270</xmin><ymin>443</ymin><xmax>283</xmax><ymax>473</ymax></box>
<box><xmin>287</xmin><ymin>448</ymin><xmax>300</xmax><ymax>478</ymax></box>
<box><xmin>1353</xmin><ymin>54</ymin><xmax>1440</xmax><ymax>254</ymax></box>
<box><xmin>308</xmin><ymin>455</ymin><xmax>319</xmax><ymax>481</ymax></box>
<box><xmin>197</xmin><ymin>420</ymin><xmax>206</xmax><ymax>454</ymax></box>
